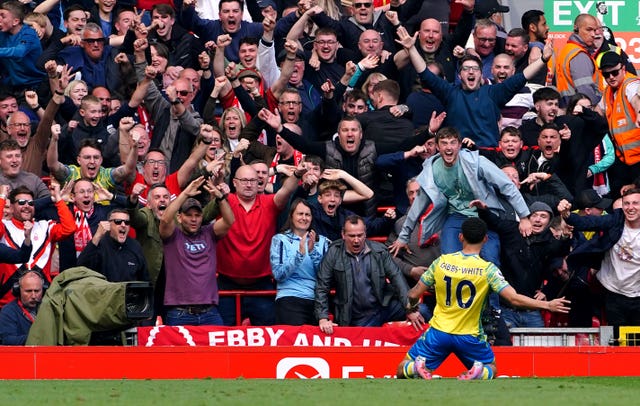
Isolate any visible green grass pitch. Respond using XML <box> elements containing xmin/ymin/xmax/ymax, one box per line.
<box><xmin>1</xmin><ymin>377</ymin><xmax>639</xmax><ymax>405</ymax></box>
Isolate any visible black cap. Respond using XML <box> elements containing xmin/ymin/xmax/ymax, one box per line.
<box><xmin>276</xmin><ymin>49</ymin><xmax>306</xmax><ymax>64</ymax></box>
<box><xmin>257</xmin><ymin>0</ymin><xmax>276</xmax><ymax>9</ymax></box>
<box><xmin>598</xmin><ymin>51</ymin><xmax>623</xmax><ymax>70</ymax></box>
<box><xmin>575</xmin><ymin>189</ymin><xmax>612</xmax><ymax>210</ymax></box>
<box><xmin>179</xmin><ymin>198</ymin><xmax>203</xmax><ymax>213</ymax></box>
<box><xmin>475</xmin><ymin>0</ymin><xmax>509</xmax><ymax>19</ymax></box>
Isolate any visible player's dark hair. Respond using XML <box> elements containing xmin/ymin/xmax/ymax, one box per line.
<box><xmin>461</xmin><ymin>217</ymin><xmax>487</xmax><ymax>244</ymax></box>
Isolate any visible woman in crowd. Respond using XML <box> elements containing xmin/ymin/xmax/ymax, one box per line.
<box><xmin>270</xmin><ymin>199</ymin><xmax>329</xmax><ymax>325</ymax></box>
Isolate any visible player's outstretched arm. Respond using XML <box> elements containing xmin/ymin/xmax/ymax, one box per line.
<box><xmin>499</xmin><ymin>286</ymin><xmax>570</xmax><ymax>313</ymax></box>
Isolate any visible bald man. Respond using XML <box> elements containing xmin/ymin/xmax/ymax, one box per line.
<box><xmin>555</xmin><ymin>13</ymin><xmax>602</xmax><ymax>105</ymax></box>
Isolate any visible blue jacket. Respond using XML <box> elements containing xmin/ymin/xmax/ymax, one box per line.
<box><xmin>270</xmin><ymin>231</ymin><xmax>329</xmax><ymax>301</ymax></box>
<box><xmin>398</xmin><ymin>149</ymin><xmax>530</xmax><ymax>245</ymax></box>
<box><xmin>418</xmin><ymin>69</ymin><xmax>527</xmax><ymax>147</ymax></box>
<box><xmin>0</xmin><ymin>300</ymin><xmax>33</xmax><ymax>345</ymax></box>
<box><xmin>0</xmin><ymin>24</ymin><xmax>45</xmax><ymax>87</ymax></box>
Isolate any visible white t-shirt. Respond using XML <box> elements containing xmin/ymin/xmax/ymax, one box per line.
<box><xmin>599</xmin><ymin>224</ymin><xmax>640</xmax><ymax>297</ymax></box>
<box><xmin>597</xmin><ymin>80</ymin><xmax>640</xmax><ymax>112</ymax></box>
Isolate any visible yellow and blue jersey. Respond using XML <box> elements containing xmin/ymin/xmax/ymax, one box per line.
<box><xmin>420</xmin><ymin>252</ymin><xmax>509</xmax><ymax>336</ymax></box>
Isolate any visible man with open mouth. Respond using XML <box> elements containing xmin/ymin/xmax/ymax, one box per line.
<box><xmin>0</xmin><ymin>183</ymin><xmax>75</xmax><ymax>307</ymax></box>
<box><xmin>47</xmin><ymin>129</ymin><xmax>139</xmax><ymax>202</ymax></box>
<box><xmin>0</xmin><ymin>140</ymin><xmax>50</xmax><ymax>200</ymax></box>
<box><xmin>396</xmin><ymin>24</ymin><xmax>553</xmax><ymax>149</ymax></box>
<box><xmin>160</xmin><ymin>176</ymin><xmax>234</xmax><ymax>327</ymax></box>
<box><xmin>181</xmin><ymin>0</ymin><xmax>263</xmax><ymax>64</ymax></box>
<box><xmin>77</xmin><ymin>208</ymin><xmax>149</xmax><ymax>283</ymax></box>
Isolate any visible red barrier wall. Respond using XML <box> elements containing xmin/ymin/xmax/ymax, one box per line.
<box><xmin>1</xmin><ymin>346</ymin><xmax>639</xmax><ymax>379</ymax></box>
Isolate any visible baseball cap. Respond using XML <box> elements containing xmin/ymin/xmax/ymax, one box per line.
<box><xmin>237</xmin><ymin>68</ymin><xmax>262</xmax><ymax>82</ymax></box>
<box><xmin>179</xmin><ymin>198</ymin><xmax>203</xmax><ymax>213</ymax></box>
<box><xmin>575</xmin><ymin>189</ymin><xmax>612</xmax><ymax>210</ymax></box>
<box><xmin>276</xmin><ymin>49</ymin><xmax>306</xmax><ymax>64</ymax></box>
<box><xmin>529</xmin><ymin>201</ymin><xmax>553</xmax><ymax>216</ymax></box>
<box><xmin>257</xmin><ymin>0</ymin><xmax>276</xmax><ymax>9</ymax></box>
<box><xmin>598</xmin><ymin>51</ymin><xmax>623</xmax><ymax>70</ymax></box>
<box><xmin>474</xmin><ymin>0</ymin><xmax>509</xmax><ymax>19</ymax></box>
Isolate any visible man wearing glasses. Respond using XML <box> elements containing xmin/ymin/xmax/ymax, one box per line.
<box><xmin>595</xmin><ymin>51</ymin><xmax>640</xmax><ymax>199</ymax></box>
<box><xmin>0</xmin><ymin>183</ymin><xmax>75</xmax><ymax>307</ymax></box>
<box><xmin>77</xmin><ymin>209</ymin><xmax>148</xmax><ymax>283</ymax></box>
<box><xmin>308</xmin><ymin>0</ymin><xmax>396</xmax><ymax>54</ymax></box>
<box><xmin>468</xmin><ymin>18</ymin><xmax>501</xmax><ymax>81</ymax></box>
<box><xmin>58</xmin><ymin>22</ymin><xmax>122</xmax><ymax>94</ymax></box>
<box><xmin>125</xmin><ymin>125</ymin><xmax>218</xmax><ymax>206</ymax></box>
<box><xmin>216</xmin><ymin>163</ymin><xmax>307</xmax><ymax>326</ymax></box>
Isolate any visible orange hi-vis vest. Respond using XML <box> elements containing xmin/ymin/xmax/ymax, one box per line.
<box><xmin>555</xmin><ymin>42</ymin><xmax>604</xmax><ymax>99</ymax></box>
<box><xmin>604</xmin><ymin>73</ymin><xmax>640</xmax><ymax>165</ymax></box>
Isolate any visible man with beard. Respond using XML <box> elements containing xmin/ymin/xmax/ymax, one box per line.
<box><xmin>77</xmin><ymin>208</ymin><xmax>148</xmax><ymax>282</ymax></box>
<box><xmin>504</xmin><ymin>28</ymin><xmax>545</xmax><ymax>86</ymax></box>
<box><xmin>396</xmin><ymin>26</ymin><xmax>553</xmax><ymax>148</ymax></box>
<box><xmin>0</xmin><ymin>184</ymin><xmax>75</xmax><ymax>306</ymax></box>
<box><xmin>0</xmin><ymin>268</ymin><xmax>44</xmax><ymax>345</ymax></box>
<box><xmin>0</xmin><ymin>140</ymin><xmax>49</xmax><ymax>199</ymax></box>
<box><xmin>160</xmin><ymin>176</ymin><xmax>234</xmax><ymax>326</ymax></box>
<box><xmin>181</xmin><ymin>0</ymin><xmax>263</xmax><ymax>63</ymax></box>
<box><xmin>521</xmin><ymin>9</ymin><xmax>549</xmax><ymax>66</ymax></box>
<box><xmin>519</xmin><ymin>87</ymin><xmax>573</xmax><ymax>146</ymax></box>
<box><xmin>394</xmin><ymin>2</ymin><xmax>475</xmax><ymax>84</ymax></box>
<box><xmin>129</xmin><ymin>183</ymin><xmax>170</xmax><ymax>288</ymax></box>
<box><xmin>490</xmin><ymin>54</ymin><xmax>534</xmax><ymax>129</ymax></box>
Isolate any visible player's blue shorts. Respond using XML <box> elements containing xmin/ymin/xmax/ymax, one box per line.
<box><xmin>406</xmin><ymin>326</ymin><xmax>495</xmax><ymax>370</ymax></box>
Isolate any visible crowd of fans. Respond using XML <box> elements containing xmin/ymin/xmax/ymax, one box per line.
<box><xmin>0</xmin><ymin>0</ymin><xmax>637</xmax><ymax>345</ymax></box>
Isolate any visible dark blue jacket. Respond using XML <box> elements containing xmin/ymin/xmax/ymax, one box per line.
<box><xmin>565</xmin><ymin>210</ymin><xmax>625</xmax><ymax>271</ymax></box>
<box><xmin>0</xmin><ymin>300</ymin><xmax>33</xmax><ymax>345</ymax></box>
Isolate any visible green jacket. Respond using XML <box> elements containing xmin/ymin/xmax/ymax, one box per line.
<box><xmin>129</xmin><ymin>207</ymin><xmax>163</xmax><ymax>286</ymax></box>
<box><xmin>26</xmin><ymin>267</ymin><xmax>131</xmax><ymax>345</ymax></box>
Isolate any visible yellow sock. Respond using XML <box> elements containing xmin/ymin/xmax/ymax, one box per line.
<box><xmin>481</xmin><ymin>366</ymin><xmax>494</xmax><ymax>380</ymax></box>
<box><xmin>403</xmin><ymin>362</ymin><xmax>415</xmax><ymax>378</ymax></box>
